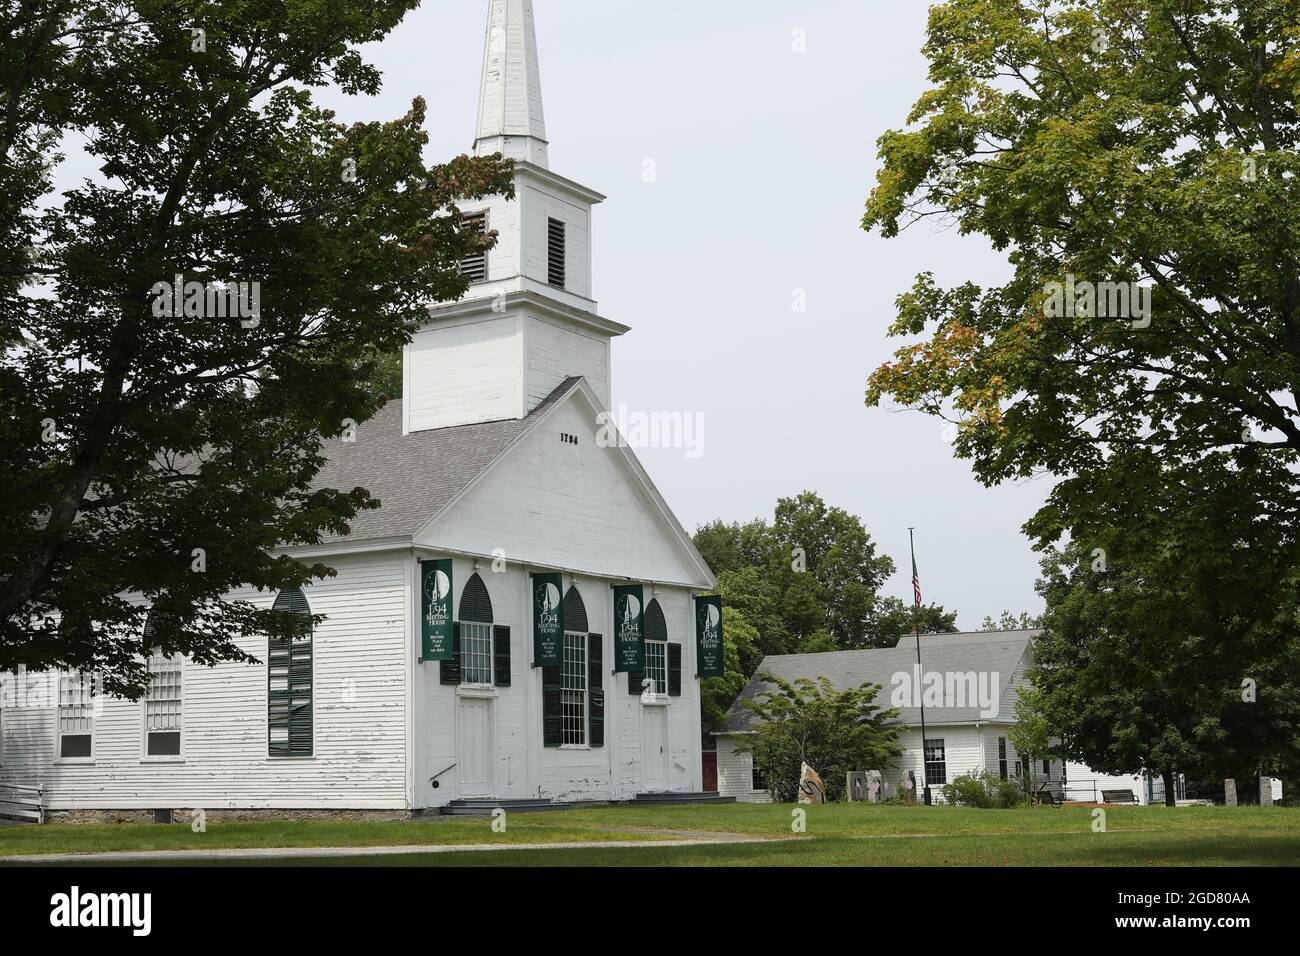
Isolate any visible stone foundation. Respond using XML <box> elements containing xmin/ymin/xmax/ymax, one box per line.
<box><xmin>44</xmin><ymin>808</ymin><xmax>420</xmax><ymax>825</ymax></box>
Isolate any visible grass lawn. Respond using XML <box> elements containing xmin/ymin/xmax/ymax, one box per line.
<box><xmin>5</xmin><ymin>803</ymin><xmax>1300</xmax><ymax>866</ymax></box>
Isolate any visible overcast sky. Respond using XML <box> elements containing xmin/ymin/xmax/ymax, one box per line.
<box><xmin>302</xmin><ymin>0</ymin><xmax>1053</xmax><ymax>628</ymax></box>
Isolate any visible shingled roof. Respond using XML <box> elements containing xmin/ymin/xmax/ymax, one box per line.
<box><xmin>715</xmin><ymin>629</ymin><xmax>1038</xmax><ymax>733</ymax></box>
<box><xmin>305</xmin><ymin>376</ymin><xmax>581</xmax><ymax>545</ymax></box>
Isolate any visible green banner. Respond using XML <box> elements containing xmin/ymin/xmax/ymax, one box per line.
<box><xmin>695</xmin><ymin>595</ymin><xmax>724</xmax><ymax>677</ymax></box>
<box><xmin>613</xmin><ymin>584</ymin><xmax>644</xmax><ymax>672</ymax></box>
<box><xmin>532</xmin><ymin>572</ymin><xmax>563</xmax><ymax>667</ymax></box>
<box><xmin>421</xmin><ymin>559</ymin><xmax>454</xmax><ymax>661</ymax></box>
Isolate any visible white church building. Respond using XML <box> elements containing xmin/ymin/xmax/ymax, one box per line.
<box><xmin>0</xmin><ymin>0</ymin><xmax>717</xmax><ymax>818</ymax></box>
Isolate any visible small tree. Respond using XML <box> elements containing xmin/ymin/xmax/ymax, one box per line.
<box><xmin>1008</xmin><ymin>688</ymin><xmax>1053</xmax><ymax>805</ymax></box>
<box><xmin>738</xmin><ymin>673</ymin><xmax>901</xmax><ymax>802</ymax></box>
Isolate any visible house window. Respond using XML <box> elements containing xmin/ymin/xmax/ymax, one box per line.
<box><xmin>998</xmin><ymin>737</ymin><xmax>1008</xmax><ymax>779</ymax></box>
<box><xmin>268</xmin><ymin>587</ymin><xmax>313</xmax><ymax>757</ymax></box>
<box><xmin>1042</xmin><ymin>758</ymin><xmax>1051</xmax><ymax>777</ymax></box>
<box><xmin>458</xmin><ymin>573</ymin><xmax>495</xmax><ymax>686</ymax></box>
<box><xmin>58</xmin><ymin>671</ymin><xmax>94</xmax><ymax>758</ymax></box>
<box><xmin>924</xmin><ymin>737</ymin><xmax>946</xmax><ymax>786</ymax></box>
<box><xmin>145</xmin><ymin>651</ymin><xmax>183</xmax><ymax>757</ymax></box>
<box><xmin>460</xmin><ymin>211</ymin><xmax>488</xmax><ymax>282</ymax></box>
<box><xmin>561</xmin><ymin>631</ymin><xmax>587</xmax><ymax>745</ymax></box>
<box><xmin>547</xmin><ymin>217</ymin><xmax>566</xmax><ymax>288</ymax></box>
<box><xmin>751</xmin><ymin>759</ymin><xmax>766</xmax><ymax>791</ymax></box>
<box><xmin>643</xmin><ymin>598</ymin><xmax>668</xmax><ymax>696</ymax></box>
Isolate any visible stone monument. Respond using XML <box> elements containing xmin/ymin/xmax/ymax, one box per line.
<box><xmin>798</xmin><ymin>762</ymin><xmax>826</xmax><ymax>804</ymax></box>
<box><xmin>1224</xmin><ymin>778</ymin><xmax>1237</xmax><ymax>806</ymax></box>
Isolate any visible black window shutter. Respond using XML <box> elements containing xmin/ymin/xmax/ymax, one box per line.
<box><xmin>627</xmin><ymin>665</ymin><xmax>644</xmax><ymax>696</ymax></box>
<box><xmin>588</xmin><ymin>634</ymin><xmax>604</xmax><ymax>748</ymax></box>
<box><xmin>542</xmin><ymin>665</ymin><xmax>562</xmax><ymax>747</ymax></box>
<box><xmin>668</xmin><ymin>643</ymin><xmax>682</xmax><ymax>697</ymax></box>
<box><xmin>493</xmin><ymin>625</ymin><xmax>511</xmax><ymax>687</ymax></box>
<box><xmin>440</xmin><ymin>623</ymin><xmax>461</xmax><ymax>685</ymax></box>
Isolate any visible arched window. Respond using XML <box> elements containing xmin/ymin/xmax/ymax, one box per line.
<box><xmin>643</xmin><ymin>599</ymin><xmax>668</xmax><ymax>696</ymax></box>
<box><xmin>142</xmin><ymin>609</ymin><xmax>183</xmax><ymax>758</ymax></box>
<box><xmin>458</xmin><ymin>573</ymin><xmax>495</xmax><ymax>685</ymax></box>
<box><xmin>562</xmin><ymin>586</ymin><xmax>588</xmax><ymax>745</ymax></box>
<box><xmin>269</xmin><ymin>587</ymin><xmax>312</xmax><ymax>756</ymax></box>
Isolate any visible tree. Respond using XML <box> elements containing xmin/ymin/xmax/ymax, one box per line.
<box><xmin>1</xmin><ymin>2</ymin><xmax>512</xmax><ymax>695</ymax></box>
<box><xmin>863</xmin><ymin>0</ymin><xmax>1300</xmax><ymax>586</ymax></box>
<box><xmin>737</xmin><ymin>673</ymin><xmax>901</xmax><ymax>802</ymax></box>
<box><xmin>693</xmin><ymin>492</ymin><xmax>901</xmax><ymax>656</ymax></box>
<box><xmin>1026</xmin><ymin>539</ymin><xmax>1300</xmax><ymax>806</ymax></box>
<box><xmin>981</xmin><ymin>610</ymin><xmax>1041</xmax><ymax>631</ymax></box>
<box><xmin>870</xmin><ymin>596</ymin><xmax>960</xmax><ymax>647</ymax></box>
<box><xmin>700</xmin><ymin>606</ymin><xmax>760</xmax><ymax>732</ymax></box>
<box><xmin>1007</xmin><ymin>687</ymin><xmax>1053</xmax><ymax>803</ymax></box>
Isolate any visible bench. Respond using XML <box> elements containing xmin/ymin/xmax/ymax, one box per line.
<box><xmin>1034</xmin><ymin>783</ymin><xmax>1064</xmax><ymax>808</ymax></box>
<box><xmin>1100</xmin><ymin>789</ymin><xmax>1137</xmax><ymax>804</ymax></box>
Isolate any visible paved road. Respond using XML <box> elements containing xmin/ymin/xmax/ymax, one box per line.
<box><xmin>0</xmin><ymin>833</ymin><xmax>782</xmax><ymax>864</ymax></box>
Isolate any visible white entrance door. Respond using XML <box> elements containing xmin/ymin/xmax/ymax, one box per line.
<box><xmin>641</xmin><ymin>706</ymin><xmax>668</xmax><ymax>792</ymax></box>
<box><xmin>458</xmin><ymin>698</ymin><xmax>493</xmax><ymax>797</ymax></box>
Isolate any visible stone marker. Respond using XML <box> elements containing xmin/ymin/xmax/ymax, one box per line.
<box><xmin>846</xmin><ymin>771</ymin><xmax>868</xmax><ymax>802</ymax></box>
<box><xmin>1259</xmin><ymin>776</ymin><xmax>1274</xmax><ymax>807</ymax></box>
<box><xmin>867</xmin><ymin>770</ymin><xmax>883</xmax><ymax>803</ymax></box>
<box><xmin>900</xmin><ymin>769</ymin><xmax>916</xmax><ymax>804</ymax></box>
<box><xmin>798</xmin><ymin>762</ymin><xmax>826</xmax><ymax>805</ymax></box>
<box><xmin>1224</xmin><ymin>778</ymin><xmax>1237</xmax><ymax>807</ymax></box>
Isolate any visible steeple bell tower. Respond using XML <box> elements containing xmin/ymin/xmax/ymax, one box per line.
<box><xmin>403</xmin><ymin>0</ymin><xmax>629</xmax><ymax>436</ymax></box>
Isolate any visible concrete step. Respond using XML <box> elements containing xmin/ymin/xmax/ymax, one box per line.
<box><xmin>438</xmin><ymin>798</ymin><xmax>569</xmax><ymax>816</ymax></box>
<box><xmin>630</xmin><ymin>791</ymin><xmax>736</xmax><ymax>804</ymax></box>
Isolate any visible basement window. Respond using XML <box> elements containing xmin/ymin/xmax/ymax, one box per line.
<box><xmin>547</xmin><ymin>217</ymin><xmax>566</xmax><ymax>288</ymax></box>
<box><xmin>459</xmin><ymin>211</ymin><xmax>488</xmax><ymax>283</ymax></box>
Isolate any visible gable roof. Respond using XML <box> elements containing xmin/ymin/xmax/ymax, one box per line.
<box><xmin>716</xmin><ymin>629</ymin><xmax>1039</xmax><ymax>733</ymax></box>
<box><xmin>304</xmin><ymin>377</ymin><xmax>580</xmax><ymax>545</ymax></box>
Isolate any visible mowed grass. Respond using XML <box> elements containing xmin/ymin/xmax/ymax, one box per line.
<box><xmin>4</xmin><ymin>803</ymin><xmax>1300</xmax><ymax>865</ymax></box>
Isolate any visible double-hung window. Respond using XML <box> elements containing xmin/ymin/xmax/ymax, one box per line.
<box><xmin>998</xmin><ymin>736</ymin><xmax>1009</xmax><ymax>779</ymax></box>
<box><xmin>924</xmin><ymin>737</ymin><xmax>947</xmax><ymax>786</ymax></box>
<box><xmin>58</xmin><ymin>671</ymin><xmax>94</xmax><ymax>759</ymax></box>
<box><xmin>561</xmin><ymin>632</ymin><xmax>587</xmax><ymax>745</ymax></box>
<box><xmin>145</xmin><ymin>651</ymin><xmax>183</xmax><ymax>757</ymax></box>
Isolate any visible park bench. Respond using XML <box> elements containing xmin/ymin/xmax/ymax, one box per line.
<box><xmin>1100</xmin><ymin>789</ymin><xmax>1137</xmax><ymax>804</ymax></box>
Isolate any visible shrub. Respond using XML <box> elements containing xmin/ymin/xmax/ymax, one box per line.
<box><xmin>942</xmin><ymin>771</ymin><xmax>1026</xmax><ymax>808</ymax></box>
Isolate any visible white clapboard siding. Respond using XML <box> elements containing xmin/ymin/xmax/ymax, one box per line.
<box><xmin>524</xmin><ymin>312</ymin><xmax>609</xmax><ymax>413</ymax></box>
<box><xmin>715</xmin><ymin>735</ymin><xmax>772</xmax><ymax>803</ymax></box>
<box><xmin>0</xmin><ymin>553</ymin><xmax>408</xmax><ymax>810</ymax></box>
<box><xmin>521</xmin><ymin>185</ymin><xmax>591</xmax><ymax>299</ymax></box>
<box><xmin>406</xmin><ymin>314</ymin><xmax>523</xmax><ymax>432</ymax></box>
<box><xmin>419</xmin><ymin>393</ymin><xmax>706</xmax><ymax>588</ymax></box>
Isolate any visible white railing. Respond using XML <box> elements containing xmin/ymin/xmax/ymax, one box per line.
<box><xmin>0</xmin><ymin>784</ymin><xmax>44</xmax><ymax>823</ymax></box>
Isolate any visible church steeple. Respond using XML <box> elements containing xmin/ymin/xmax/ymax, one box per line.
<box><xmin>404</xmin><ymin>0</ymin><xmax>629</xmax><ymax>436</ymax></box>
<box><xmin>474</xmin><ymin>0</ymin><xmax>549</xmax><ymax>168</ymax></box>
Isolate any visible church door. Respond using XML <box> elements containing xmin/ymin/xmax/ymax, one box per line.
<box><xmin>458</xmin><ymin>698</ymin><xmax>494</xmax><ymax>797</ymax></box>
<box><xmin>640</xmin><ymin>706</ymin><xmax>668</xmax><ymax>792</ymax></box>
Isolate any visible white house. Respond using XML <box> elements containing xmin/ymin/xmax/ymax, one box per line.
<box><xmin>0</xmin><ymin>0</ymin><xmax>717</xmax><ymax>819</ymax></box>
<box><xmin>714</xmin><ymin>630</ymin><xmax>1067</xmax><ymax>803</ymax></box>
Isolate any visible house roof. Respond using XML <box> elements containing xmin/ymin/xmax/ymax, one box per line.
<box><xmin>715</xmin><ymin>629</ymin><xmax>1039</xmax><ymax>733</ymax></box>
<box><xmin>305</xmin><ymin>377</ymin><xmax>580</xmax><ymax>545</ymax></box>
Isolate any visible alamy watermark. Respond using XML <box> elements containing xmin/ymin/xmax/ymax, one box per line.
<box><xmin>150</xmin><ymin>273</ymin><xmax>261</xmax><ymax>327</ymax></box>
<box><xmin>596</xmin><ymin>405</ymin><xmax>704</xmax><ymax>459</ymax></box>
<box><xmin>1042</xmin><ymin>274</ymin><xmax>1152</xmax><ymax>328</ymax></box>
<box><xmin>890</xmin><ymin>665</ymin><xmax>1000</xmax><ymax>719</ymax></box>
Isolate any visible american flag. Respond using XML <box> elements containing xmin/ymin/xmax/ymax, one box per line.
<box><xmin>912</xmin><ymin>554</ymin><xmax>922</xmax><ymax>609</ymax></box>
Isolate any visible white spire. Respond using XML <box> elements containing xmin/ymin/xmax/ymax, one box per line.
<box><xmin>474</xmin><ymin>0</ymin><xmax>549</xmax><ymax>168</ymax></box>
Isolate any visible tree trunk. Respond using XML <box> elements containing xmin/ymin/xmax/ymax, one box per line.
<box><xmin>1161</xmin><ymin>769</ymin><xmax>1177</xmax><ymax>807</ymax></box>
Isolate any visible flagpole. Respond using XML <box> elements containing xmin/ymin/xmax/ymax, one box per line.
<box><xmin>909</xmin><ymin>527</ymin><xmax>932</xmax><ymax>807</ymax></box>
